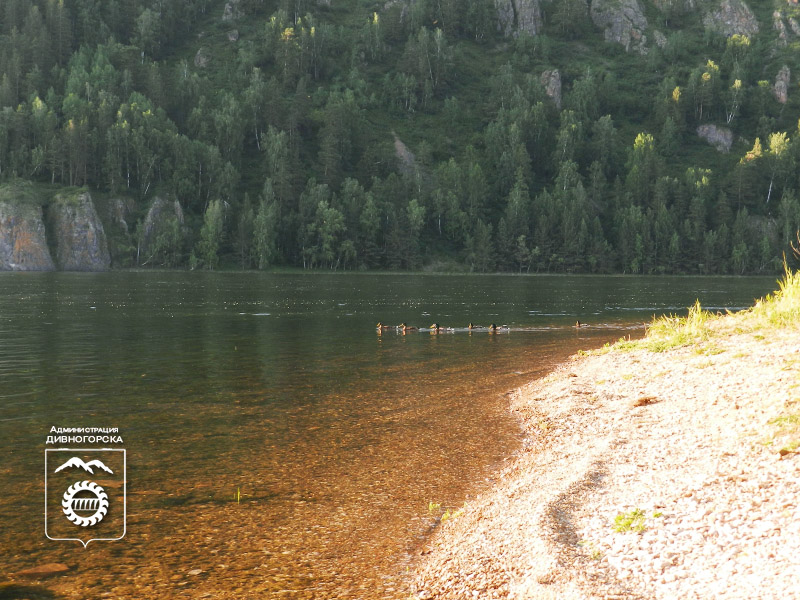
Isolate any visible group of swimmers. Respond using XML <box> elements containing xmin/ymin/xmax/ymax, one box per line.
<box><xmin>376</xmin><ymin>322</ymin><xmax>509</xmax><ymax>333</ymax></box>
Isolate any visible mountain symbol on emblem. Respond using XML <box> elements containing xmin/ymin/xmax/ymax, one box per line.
<box><xmin>54</xmin><ymin>457</ymin><xmax>114</xmax><ymax>475</ymax></box>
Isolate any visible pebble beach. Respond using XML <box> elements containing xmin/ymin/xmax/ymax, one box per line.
<box><xmin>412</xmin><ymin>309</ymin><xmax>800</xmax><ymax>599</ymax></box>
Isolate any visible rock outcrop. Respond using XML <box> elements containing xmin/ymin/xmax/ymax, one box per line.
<box><xmin>495</xmin><ymin>0</ymin><xmax>543</xmax><ymax>37</ymax></box>
<box><xmin>540</xmin><ymin>69</ymin><xmax>562</xmax><ymax>109</ymax></box>
<box><xmin>194</xmin><ymin>48</ymin><xmax>209</xmax><ymax>68</ymax></box>
<box><xmin>107</xmin><ymin>197</ymin><xmax>134</xmax><ymax>235</ymax></box>
<box><xmin>773</xmin><ymin>65</ymin><xmax>791</xmax><ymax>104</ymax></box>
<box><xmin>48</xmin><ymin>191</ymin><xmax>111</xmax><ymax>271</ymax></box>
<box><xmin>393</xmin><ymin>133</ymin><xmax>416</xmax><ymax>177</ymax></box>
<box><xmin>0</xmin><ymin>201</ymin><xmax>55</xmax><ymax>271</ymax></box>
<box><xmin>222</xmin><ymin>0</ymin><xmax>243</xmax><ymax>22</ymax></box>
<box><xmin>697</xmin><ymin>124</ymin><xmax>733</xmax><ymax>152</ymax></box>
<box><xmin>590</xmin><ymin>0</ymin><xmax>649</xmax><ymax>53</ymax></box>
<box><xmin>774</xmin><ymin>10</ymin><xmax>789</xmax><ymax>46</ymax></box>
<box><xmin>652</xmin><ymin>0</ymin><xmax>697</xmax><ymax>14</ymax></box>
<box><xmin>703</xmin><ymin>0</ymin><xmax>759</xmax><ymax>37</ymax></box>
<box><xmin>138</xmin><ymin>196</ymin><xmax>186</xmax><ymax>265</ymax></box>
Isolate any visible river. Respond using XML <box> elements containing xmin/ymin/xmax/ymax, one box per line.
<box><xmin>0</xmin><ymin>272</ymin><xmax>778</xmax><ymax>598</ymax></box>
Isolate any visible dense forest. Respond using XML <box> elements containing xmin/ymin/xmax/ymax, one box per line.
<box><xmin>2</xmin><ymin>0</ymin><xmax>800</xmax><ymax>273</ymax></box>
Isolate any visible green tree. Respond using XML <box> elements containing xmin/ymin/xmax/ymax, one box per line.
<box><xmin>464</xmin><ymin>219</ymin><xmax>494</xmax><ymax>271</ymax></box>
<box><xmin>626</xmin><ymin>133</ymin><xmax>660</xmax><ymax>207</ymax></box>
<box><xmin>552</xmin><ymin>0</ymin><xmax>590</xmax><ymax>39</ymax></box>
<box><xmin>254</xmin><ymin>180</ymin><xmax>280</xmax><ymax>269</ymax></box>
<box><xmin>236</xmin><ymin>193</ymin><xmax>255</xmax><ymax>268</ymax></box>
<box><xmin>193</xmin><ymin>199</ymin><xmax>224</xmax><ymax>269</ymax></box>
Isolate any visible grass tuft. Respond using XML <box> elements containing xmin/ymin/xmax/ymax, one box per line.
<box><xmin>611</xmin><ymin>264</ymin><xmax>800</xmax><ymax>354</ymax></box>
<box><xmin>613</xmin><ymin>508</ymin><xmax>647</xmax><ymax>533</ymax></box>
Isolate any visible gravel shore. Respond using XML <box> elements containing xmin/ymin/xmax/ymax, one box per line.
<box><xmin>412</xmin><ymin>323</ymin><xmax>800</xmax><ymax>599</ymax></box>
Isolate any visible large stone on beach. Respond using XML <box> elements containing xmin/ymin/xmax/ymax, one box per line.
<box><xmin>703</xmin><ymin>0</ymin><xmax>759</xmax><ymax>37</ymax></box>
<box><xmin>590</xmin><ymin>0</ymin><xmax>649</xmax><ymax>53</ymax></box>
<box><xmin>48</xmin><ymin>191</ymin><xmax>110</xmax><ymax>271</ymax></box>
<box><xmin>0</xmin><ymin>201</ymin><xmax>55</xmax><ymax>271</ymax></box>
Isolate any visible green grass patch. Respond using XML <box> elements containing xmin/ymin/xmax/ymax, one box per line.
<box><xmin>0</xmin><ymin>180</ymin><xmax>54</xmax><ymax>212</ymax></box>
<box><xmin>611</xmin><ymin>266</ymin><xmax>800</xmax><ymax>354</ymax></box>
<box><xmin>613</xmin><ymin>508</ymin><xmax>647</xmax><ymax>533</ymax></box>
<box><xmin>746</xmin><ymin>266</ymin><xmax>800</xmax><ymax>329</ymax></box>
<box><xmin>768</xmin><ymin>415</ymin><xmax>800</xmax><ymax>428</ymax></box>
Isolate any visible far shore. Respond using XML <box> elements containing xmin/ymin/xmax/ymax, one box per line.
<box><xmin>1</xmin><ymin>267</ymin><xmax>785</xmax><ymax>279</ymax></box>
<box><xmin>411</xmin><ymin>278</ymin><xmax>800</xmax><ymax>599</ymax></box>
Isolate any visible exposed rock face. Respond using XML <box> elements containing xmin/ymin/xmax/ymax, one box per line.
<box><xmin>0</xmin><ymin>202</ymin><xmax>55</xmax><ymax>271</ymax></box>
<box><xmin>652</xmin><ymin>0</ymin><xmax>697</xmax><ymax>14</ymax></box>
<box><xmin>49</xmin><ymin>191</ymin><xmax>111</xmax><ymax>271</ymax></box>
<box><xmin>393</xmin><ymin>133</ymin><xmax>416</xmax><ymax>177</ymax></box>
<box><xmin>774</xmin><ymin>65</ymin><xmax>791</xmax><ymax>104</ymax></box>
<box><xmin>222</xmin><ymin>0</ymin><xmax>243</xmax><ymax>22</ymax></box>
<box><xmin>774</xmin><ymin>10</ymin><xmax>789</xmax><ymax>45</ymax></box>
<box><xmin>703</xmin><ymin>0</ymin><xmax>759</xmax><ymax>37</ymax></box>
<box><xmin>496</xmin><ymin>0</ymin><xmax>515</xmax><ymax>34</ymax></box>
<box><xmin>541</xmin><ymin>69</ymin><xmax>562</xmax><ymax>109</ymax></box>
<box><xmin>697</xmin><ymin>124</ymin><xmax>733</xmax><ymax>152</ymax></box>
<box><xmin>108</xmin><ymin>198</ymin><xmax>134</xmax><ymax>235</ymax></box>
<box><xmin>495</xmin><ymin>0</ymin><xmax>543</xmax><ymax>37</ymax></box>
<box><xmin>590</xmin><ymin>0</ymin><xmax>649</xmax><ymax>53</ymax></box>
<box><xmin>139</xmin><ymin>196</ymin><xmax>185</xmax><ymax>264</ymax></box>
<box><xmin>194</xmin><ymin>48</ymin><xmax>209</xmax><ymax>68</ymax></box>
<box><xmin>653</xmin><ymin>29</ymin><xmax>668</xmax><ymax>48</ymax></box>
<box><xmin>227</xmin><ymin>29</ymin><xmax>239</xmax><ymax>42</ymax></box>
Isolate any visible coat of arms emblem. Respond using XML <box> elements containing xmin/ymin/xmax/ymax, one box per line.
<box><xmin>45</xmin><ymin>449</ymin><xmax>126</xmax><ymax>546</ymax></box>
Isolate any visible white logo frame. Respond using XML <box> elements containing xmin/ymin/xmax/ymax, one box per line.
<box><xmin>45</xmin><ymin>448</ymin><xmax>126</xmax><ymax>547</ymax></box>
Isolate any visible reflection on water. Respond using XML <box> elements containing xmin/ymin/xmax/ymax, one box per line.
<box><xmin>0</xmin><ymin>273</ymin><xmax>777</xmax><ymax>598</ymax></box>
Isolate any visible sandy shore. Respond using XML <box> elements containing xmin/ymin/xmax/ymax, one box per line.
<box><xmin>412</xmin><ymin>321</ymin><xmax>800</xmax><ymax>599</ymax></box>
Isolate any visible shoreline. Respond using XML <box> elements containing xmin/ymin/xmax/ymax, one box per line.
<box><xmin>411</xmin><ymin>309</ymin><xmax>800</xmax><ymax>599</ymax></box>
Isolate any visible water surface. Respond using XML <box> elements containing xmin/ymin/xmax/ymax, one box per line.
<box><xmin>0</xmin><ymin>273</ymin><xmax>777</xmax><ymax>598</ymax></box>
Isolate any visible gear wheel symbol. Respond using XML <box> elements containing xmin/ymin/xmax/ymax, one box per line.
<box><xmin>62</xmin><ymin>480</ymin><xmax>109</xmax><ymax>527</ymax></box>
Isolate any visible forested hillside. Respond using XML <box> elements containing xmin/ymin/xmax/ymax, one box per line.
<box><xmin>2</xmin><ymin>0</ymin><xmax>800</xmax><ymax>273</ymax></box>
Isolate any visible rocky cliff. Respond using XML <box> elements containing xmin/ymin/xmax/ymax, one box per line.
<box><xmin>495</xmin><ymin>0</ymin><xmax>543</xmax><ymax>37</ymax></box>
<box><xmin>0</xmin><ymin>201</ymin><xmax>55</xmax><ymax>271</ymax></box>
<box><xmin>590</xmin><ymin>0</ymin><xmax>649</xmax><ymax>53</ymax></box>
<box><xmin>703</xmin><ymin>0</ymin><xmax>759</xmax><ymax>37</ymax></box>
<box><xmin>540</xmin><ymin>69</ymin><xmax>562</xmax><ymax>109</ymax></box>
<box><xmin>773</xmin><ymin>65</ymin><xmax>791</xmax><ymax>104</ymax></box>
<box><xmin>138</xmin><ymin>196</ymin><xmax>186</xmax><ymax>266</ymax></box>
<box><xmin>697</xmin><ymin>124</ymin><xmax>734</xmax><ymax>152</ymax></box>
<box><xmin>48</xmin><ymin>191</ymin><xmax>111</xmax><ymax>271</ymax></box>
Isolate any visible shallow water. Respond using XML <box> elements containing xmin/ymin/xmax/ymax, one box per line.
<box><xmin>0</xmin><ymin>272</ymin><xmax>777</xmax><ymax>598</ymax></box>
